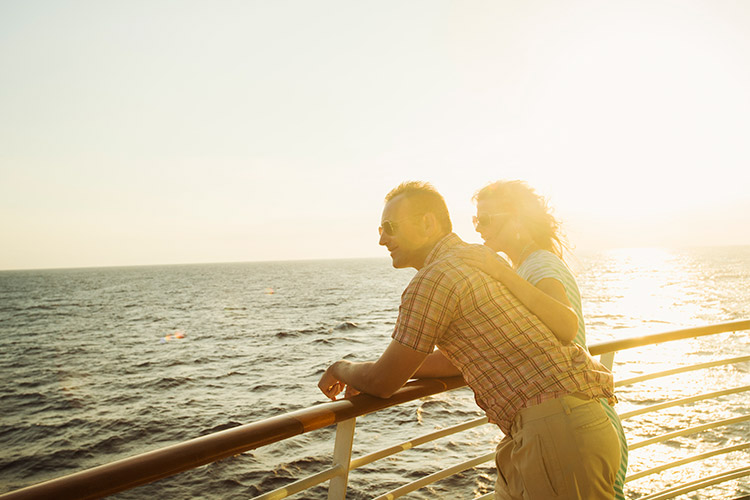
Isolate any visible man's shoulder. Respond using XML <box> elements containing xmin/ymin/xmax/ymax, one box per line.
<box><xmin>401</xmin><ymin>254</ymin><xmax>472</xmax><ymax>309</ymax></box>
<box><xmin>412</xmin><ymin>241</ymin><xmax>487</xmax><ymax>286</ymax></box>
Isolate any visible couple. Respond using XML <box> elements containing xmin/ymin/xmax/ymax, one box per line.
<box><xmin>318</xmin><ymin>180</ymin><xmax>627</xmax><ymax>500</ymax></box>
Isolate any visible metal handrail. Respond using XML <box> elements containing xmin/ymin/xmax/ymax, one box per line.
<box><xmin>255</xmin><ymin>416</ymin><xmax>493</xmax><ymax>499</ymax></box>
<box><xmin>637</xmin><ymin>466</ymin><xmax>750</xmax><ymax>500</ymax></box>
<box><xmin>616</xmin><ymin>355</ymin><xmax>750</xmax><ymax>387</ymax></box>
<box><xmin>628</xmin><ymin>414</ymin><xmax>750</xmax><ymax>450</ymax></box>
<box><xmin>349</xmin><ymin>416</ymin><xmax>488</xmax><ymax>470</ymax></box>
<box><xmin>626</xmin><ymin>443</ymin><xmax>750</xmax><ymax>481</ymax></box>
<box><xmin>371</xmin><ymin>451</ymin><xmax>495</xmax><ymax>500</ymax></box>
<box><xmin>618</xmin><ymin>385</ymin><xmax>750</xmax><ymax>419</ymax></box>
<box><xmin>587</xmin><ymin>319</ymin><xmax>750</xmax><ymax>356</ymax></box>
<box><xmin>253</xmin><ymin>463</ymin><xmax>342</xmax><ymax>500</ymax></box>
<box><xmin>2</xmin><ymin>320</ymin><xmax>749</xmax><ymax>500</ymax></box>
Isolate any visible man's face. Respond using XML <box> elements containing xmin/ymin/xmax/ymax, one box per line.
<box><xmin>474</xmin><ymin>198</ymin><xmax>512</xmax><ymax>252</ymax></box>
<box><xmin>379</xmin><ymin>194</ymin><xmax>431</xmax><ymax>269</ymax></box>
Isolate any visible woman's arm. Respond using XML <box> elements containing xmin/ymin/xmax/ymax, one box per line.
<box><xmin>461</xmin><ymin>251</ymin><xmax>578</xmax><ymax>344</ymax></box>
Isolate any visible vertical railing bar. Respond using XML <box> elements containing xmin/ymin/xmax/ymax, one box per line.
<box><xmin>599</xmin><ymin>352</ymin><xmax>615</xmax><ymax>371</ymax></box>
<box><xmin>327</xmin><ymin>417</ymin><xmax>356</xmax><ymax>500</ymax></box>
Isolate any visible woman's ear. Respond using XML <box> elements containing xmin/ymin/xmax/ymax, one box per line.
<box><xmin>510</xmin><ymin>217</ymin><xmax>531</xmax><ymax>242</ymax></box>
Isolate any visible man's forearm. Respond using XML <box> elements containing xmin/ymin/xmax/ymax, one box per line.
<box><xmin>330</xmin><ymin>360</ymin><xmax>375</xmax><ymax>391</ymax></box>
<box><xmin>327</xmin><ymin>359</ymin><xmax>404</xmax><ymax>398</ymax></box>
<box><xmin>318</xmin><ymin>340</ymin><xmax>429</xmax><ymax>400</ymax></box>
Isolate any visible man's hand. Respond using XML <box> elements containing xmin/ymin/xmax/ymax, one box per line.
<box><xmin>318</xmin><ymin>362</ymin><xmax>346</xmax><ymax>400</ymax></box>
<box><xmin>316</xmin><ymin>341</ymin><xmax>429</xmax><ymax>400</ymax></box>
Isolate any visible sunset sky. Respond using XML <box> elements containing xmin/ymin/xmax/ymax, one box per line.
<box><xmin>2</xmin><ymin>1</ymin><xmax>749</xmax><ymax>270</ymax></box>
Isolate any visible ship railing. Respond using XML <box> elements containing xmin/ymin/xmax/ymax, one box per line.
<box><xmin>1</xmin><ymin>319</ymin><xmax>749</xmax><ymax>500</ymax></box>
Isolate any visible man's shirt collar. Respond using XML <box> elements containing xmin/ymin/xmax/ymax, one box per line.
<box><xmin>423</xmin><ymin>233</ymin><xmax>463</xmax><ymax>268</ymax></box>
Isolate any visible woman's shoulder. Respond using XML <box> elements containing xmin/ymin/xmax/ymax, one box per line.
<box><xmin>521</xmin><ymin>249</ymin><xmax>567</xmax><ymax>271</ymax></box>
<box><xmin>518</xmin><ymin>250</ymin><xmax>571</xmax><ymax>283</ymax></box>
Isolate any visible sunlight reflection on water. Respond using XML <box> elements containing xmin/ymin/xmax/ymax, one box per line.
<box><xmin>572</xmin><ymin>247</ymin><xmax>750</xmax><ymax>498</ymax></box>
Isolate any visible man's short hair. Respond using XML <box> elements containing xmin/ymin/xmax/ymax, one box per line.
<box><xmin>385</xmin><ymin>181</ymin><xmax>453</xmax><ymax>233</ymax></box>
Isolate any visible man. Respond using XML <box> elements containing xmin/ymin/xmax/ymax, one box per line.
<box><xmin>318</xmin><ymin>181</ymin><xmax>620</xmax><ymax>499</ymax></box>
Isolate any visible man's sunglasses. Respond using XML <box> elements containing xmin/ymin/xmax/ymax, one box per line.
<box><xmin>378</xmin><ymin>213</ymin><xmax>424</xmax><ymax>236</ymax></box>
<box><xmin>472</xmin><ymin>213</ymin><xmax>511</xmax><ymax>229</ymax></box>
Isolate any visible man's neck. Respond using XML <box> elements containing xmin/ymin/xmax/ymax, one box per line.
<box><xmin>413</xmin><ymin>232</ymin><xmax>452</xmax><ymax>270</ymax></box>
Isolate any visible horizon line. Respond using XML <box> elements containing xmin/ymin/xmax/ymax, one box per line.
<box><xmin>2</xmin><ymin>243</ymin><xmax>749</xmax><ymax>273</ymax></box>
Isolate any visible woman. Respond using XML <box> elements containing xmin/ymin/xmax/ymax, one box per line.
<box><xmin>464</xmin><ymin>180</ymin><xmax>628</xmax><ymax>500</ymax></box>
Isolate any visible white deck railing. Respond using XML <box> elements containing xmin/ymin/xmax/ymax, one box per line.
<box><xmin>2</xmin><ymin>319</ymin><xmax>749</xmax><ymax>500</ymax></box>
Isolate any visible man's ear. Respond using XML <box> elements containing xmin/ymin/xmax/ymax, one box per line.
<box><xmin>422</xmin><ymin>212</ymin><xmax>440</xmax><ymax>237</ymax></box>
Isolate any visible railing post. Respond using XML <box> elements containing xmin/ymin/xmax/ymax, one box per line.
<box><xmin>327</xmin><ymin>417</ymin><xmax>356</xmax><ymax>500</ymax></box>
<box><xmin>599</xmin><ymin>352</ymin><xmax>615</xmax><ymax>371</ymax></box>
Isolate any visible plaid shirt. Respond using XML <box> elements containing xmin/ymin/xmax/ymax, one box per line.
<box><xmin>392</xmin><ymin>233</ymin><xmax>616</xmax><ymax>434</ymax></box>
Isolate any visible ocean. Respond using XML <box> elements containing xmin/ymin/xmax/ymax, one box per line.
<box><xmin>1</xmin><ymin>246</ymin><xmax>749</xmax><ymax>499</ymax></box>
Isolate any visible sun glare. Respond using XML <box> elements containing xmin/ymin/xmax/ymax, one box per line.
<box><xmin>604</xmin><ymin>247</ymin><xmax>701</xmax><ymax>327</ymax></box>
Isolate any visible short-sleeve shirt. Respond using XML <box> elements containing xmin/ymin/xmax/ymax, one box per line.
<box><xmin>517</xmin><ymin>250</ymin><xmax>587</xmax><ymax>347</ymax></box>
<box><xmin>391</xmin><ymin>233</ymin><xmax>615</xmax><ymax>434</ymax></box>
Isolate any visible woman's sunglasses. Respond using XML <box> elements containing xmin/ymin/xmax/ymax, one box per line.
<box><xmin>472</xmin><ymin>213</ymin><xmax>511</xmax><ymax>229</ymax></box>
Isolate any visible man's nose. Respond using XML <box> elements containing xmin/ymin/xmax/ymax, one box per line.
<box><xmin>379</xmin><ymin>230</ymin><xmax>388</xmax><ymax>246</ymax></box>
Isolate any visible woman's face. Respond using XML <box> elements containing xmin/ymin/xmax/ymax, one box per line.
<box><xmin>474</xmin><ymin>198</ymin><xmax>513</xmax><ymax>252</ymax></box>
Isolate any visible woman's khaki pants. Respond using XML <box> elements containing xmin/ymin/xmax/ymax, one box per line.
<box><xmin>495</xmin><ymin>395</ymin><xmax>620</xmax><ymax>500</ymax></box>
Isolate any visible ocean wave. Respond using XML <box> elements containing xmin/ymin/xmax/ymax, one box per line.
<box><xmin>250</xmin><ymin>383</ymin><xmax>276</xmax><ymax>392</ymax></box>
<box><xmin>274</xmin><ymin>330</ymin><xmax>297</xmax><ymax>338</ymax></box>
<box><xmin>275</xmin><ymin>326</ymin><xmax>330</xmax><ymax>338</ymax></box>
<box><xmin>334</xmin><ymin>321</ymin><xmax>359</xmax><ymax>330</ymax></box>
<box><xmin>17</xmin><ymin>303</ymin><xmax>77</xmax><ymax>311</ymax></box>
<box><xmin>4</xmin><ymin>445</ymin><xmax>97</xmax><ymax>476</ymax></box>
<box><xmin>214</xmin><ymin>370</ymin><xmax>249</xmax><ymax>379</ymax></box>
<box><xmin>0</xmin><ymin>390</ymin><xmax>71</xmax><ymax>412</ymax></box>
<box><xmin>139</xmin><ymin>376</ymin><xmax>195</xmax><ymax>389</ymax></box>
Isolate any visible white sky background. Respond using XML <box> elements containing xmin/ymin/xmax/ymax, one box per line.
<box><xmin>1</xmin><ymin>1</ymin><xmax>749</xmax><ymax>270</ymax></box>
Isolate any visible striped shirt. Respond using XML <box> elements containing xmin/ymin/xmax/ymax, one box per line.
<box><xmin>518</xmin><ymin>250</ymin><xmax>629</xmax><ymax>500</ymax></box>
<box><xmin>391</xmin><ymin>233</ymin><xmax>615</xmax><ymax>435</ymax></box>
<box><xmin>517</xmin><ymin>250</ymin><xmax>586</xmax><ymax>347</ymax></box>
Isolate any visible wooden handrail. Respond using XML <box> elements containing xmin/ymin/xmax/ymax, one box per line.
<box><xmin>2</xmin><ymin>319</ymin><xmax>748</xmax><ymax>499</ymax></box>
<box><xmin>0</xmin><ymin>377</ymin><xmax>466</xmax><ymax>500</ymax></box>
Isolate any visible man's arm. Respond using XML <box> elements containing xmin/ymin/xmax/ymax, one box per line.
<box><xmin>412</xmin><ymin>348</ymin><xmax>462</xmax><ymax>378</ymax></box>
<box><xmin>318</xmin><ymin>340</ymin><xmax>429</xmax><ymax>400</ymax></box>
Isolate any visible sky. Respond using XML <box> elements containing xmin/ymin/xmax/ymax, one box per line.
<box><xmin>1</xmin><ymin>1</ymin><xmax>749</xmax><ymax>270</ymax></box>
